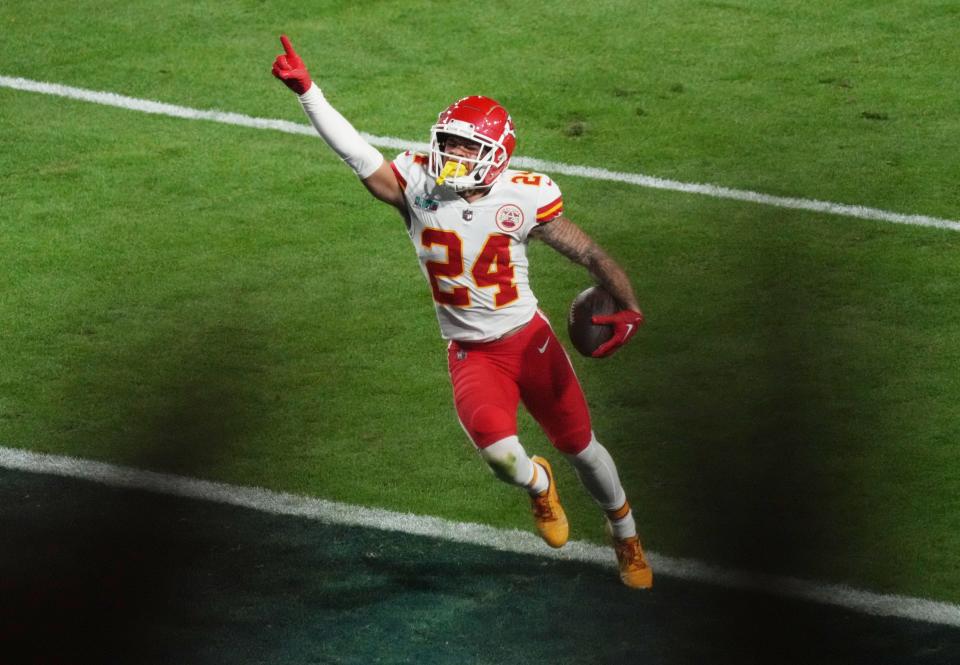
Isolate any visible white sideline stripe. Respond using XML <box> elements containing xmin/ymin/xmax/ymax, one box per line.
<box><xmin>2</xmin><ymin>446</ymin><xmax>959</xmax><ymax>628</ymax></box>
<box><xmin>3</xmin><ymin>75</ymin><xmax>959</xmax><ymax>232</ymax></box>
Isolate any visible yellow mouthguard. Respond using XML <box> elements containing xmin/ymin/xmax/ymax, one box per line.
<box><xmin>436</xmin><ymin>161</ymin><xmax>468</xmax><ymax>185</ymax></box>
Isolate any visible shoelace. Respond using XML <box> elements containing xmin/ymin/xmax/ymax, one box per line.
<box><xmin>615</xmin><ymin>539</ymin><xmax>646</xmax><ymax>570</ymax></box>
<box><xmin>531</xmin><ymin>493</ymin><xmax>556</xmax><ymax>521</ymax></box>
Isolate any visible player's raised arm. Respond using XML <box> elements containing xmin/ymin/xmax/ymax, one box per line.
<box><xmin>271</xmin><ymin>35</ymin><xmax>405</xmax><ymax>211</ymax></box>
<box><xmin>530</xmin><ymin>215</ymin><xmax>644</xmax><ymax>357</ymax></box>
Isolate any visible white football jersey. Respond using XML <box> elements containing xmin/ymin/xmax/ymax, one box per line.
<box><xmin>391</xmin><ymin>151</ymin><xmax>564</xmax><ymax>342</ymax></box>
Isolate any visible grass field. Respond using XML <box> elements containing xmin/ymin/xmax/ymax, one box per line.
<box><xmin>3</xmin><ymin>0</ymin><xmax>960</xmax><ymax>661</ymax></box>
<box><xmin>4</xmin><ymin>464</ymin><xmax>960</xmax><ymax>664</ymax></box>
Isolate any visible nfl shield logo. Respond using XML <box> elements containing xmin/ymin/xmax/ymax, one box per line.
<box><xmin>462</xmin><ymin>209</ymin><xmax>473</xmax><ymax>221</ymax></box>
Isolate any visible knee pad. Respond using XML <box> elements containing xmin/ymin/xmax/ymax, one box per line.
<box><xmin>479</xmin><ymin>436</ymin><xmax>534</xmax><ymax>487</ymax></box>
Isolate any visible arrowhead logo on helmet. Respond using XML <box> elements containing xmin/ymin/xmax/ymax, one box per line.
<box><xmin>428</xmin><ymin>96</ymin><xmax>517</xmax><ymax>192</ymax></box>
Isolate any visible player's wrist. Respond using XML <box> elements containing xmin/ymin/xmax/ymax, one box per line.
<box><xmin>298</xmin><ymin>81</ymin><xmax>319</xmax><ymax>99</ymax></box>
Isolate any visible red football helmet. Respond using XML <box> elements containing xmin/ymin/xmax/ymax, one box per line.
<box><xmin>429</xmin><ymin>95</ymin><xmax>517</xmax><ymax>191</ymax></box>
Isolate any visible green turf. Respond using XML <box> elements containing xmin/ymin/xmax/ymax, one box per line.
<box><xmin>2</xmin><ymin>0</ymin><xmax>960</xmax><ymax>608</ymax></box>
<box><xmin>4</xmin><ymin>469</ymin><xmax>960</xmax><ymax>664</ymax></box>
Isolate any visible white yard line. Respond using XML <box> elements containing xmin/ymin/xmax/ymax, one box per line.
<box><xmin>4</xmin><ymin>75</ymin><xmax>960</xmax><ymax>625</ymax></box>
<box><xmin>3</xmin><ymin>75</ymin><xmax>959</xmax><ymax>232</ymax></box>
<box><xmin>2</xmin><ymin>445</ymin><xmax>959</xmax><ymax>628</ymax></box>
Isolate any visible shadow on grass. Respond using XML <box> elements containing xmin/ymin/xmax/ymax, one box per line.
<box><xmin>2</xmin><ymin>469</ymin><xmax>958</xmax><ymax>664</ymax></box>
<box><xmin>601</xmin><ymin>216</ymin><xmax>897</xmax><ymax>660</ymax></box>
<box><xmin>0</xmin><ymin>306</ymin><xmax>278</xmax><ymax>662</ymax></box>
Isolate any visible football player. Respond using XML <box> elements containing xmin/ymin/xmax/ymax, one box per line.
<box><xmin>273</xmin><ymin>35</ymin><xmax>651</xmax><ymax>588</ymax></box>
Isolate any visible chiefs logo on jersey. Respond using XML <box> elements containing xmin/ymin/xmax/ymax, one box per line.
<box><xmin>495</xmin><ymin>204</ymin><xmax>524</xmax><ymax>232</ymax></box>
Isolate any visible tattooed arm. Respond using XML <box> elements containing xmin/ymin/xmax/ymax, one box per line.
<box><xmin>530</xmin><ymin>215</ymin><xmax>643</xmax><ymax>357</ymax></box>
<box><xmin>529</xmin><ymin>216</ymin><xmax>641</xmax><ymax>312</ymax></box>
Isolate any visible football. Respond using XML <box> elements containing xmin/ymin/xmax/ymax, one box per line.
<box><xmin>567</xmin><ymin>286</ymin><xmax>618</xmax><ymax>357</ymax></box>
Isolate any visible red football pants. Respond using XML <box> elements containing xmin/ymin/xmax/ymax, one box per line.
<box><xmin>447</xmin><ymin>312</ymin><xmax>593</xmax><ymax>455</ymax></box>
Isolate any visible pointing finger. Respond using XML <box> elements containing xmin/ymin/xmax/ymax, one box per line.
<box><xmin>280</xmin><ymin>34</ymin><xmax>297</xmax><ymax>57</ymax></box>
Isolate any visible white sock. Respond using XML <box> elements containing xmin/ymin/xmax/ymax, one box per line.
<box><xmin>565</xmin><ymin>434</ymin><xmax>637</xmax><ymax>537</ymax></box>
<box><xmin>527</xmin><ymin>461</ymin><xmax>550</xmax><ymax>495</ymax></box>
<box><xmin>608</xmin><ymin>506</ymin><xmax>637</xmax><ymax>539</ymax></box>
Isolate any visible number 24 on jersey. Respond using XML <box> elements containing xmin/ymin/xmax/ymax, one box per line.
<box><xmin>421</xmin><ymin>229</ymin><xmax>518</xmax><ymax>308</ymax></box>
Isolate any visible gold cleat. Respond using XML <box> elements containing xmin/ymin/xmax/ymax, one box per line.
<box><xmin>436</xmin><ymin>160</ymin><xmax>468</xmax><ymax>185</ymax></box>
<box><xmin>529</xmin><ymin>455</ymin><xmax>569</xmax><ymax>548</ymax></box>
<box><xmin>611</xmin><ymin>534</ymin><xmax>653</xmax><ymax>589</ymax></box>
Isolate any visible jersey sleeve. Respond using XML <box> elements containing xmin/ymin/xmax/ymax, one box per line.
<box><xmin>535</xmin><ymin>177</ymin><xmax>564</xmax><ymax>223</ymax></box>
<box><xmin>390</xmin><ymin>151</ymin><xmax>429</xmax><ymax>192</ymax></box>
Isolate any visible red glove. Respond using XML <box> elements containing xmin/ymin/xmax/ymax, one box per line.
<box><xmin>272</xmin><ymin>34</ymin><xmax>313</xmax><ymax>95</ymax></box>
<box><xmin>591</xmin><ymin>309</ymin><xmax>644</xmax><ymax>358</ymax></box>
